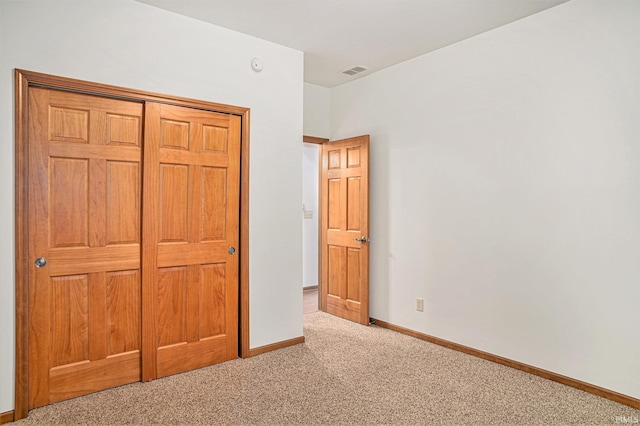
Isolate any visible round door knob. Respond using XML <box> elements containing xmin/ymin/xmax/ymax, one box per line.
<box><xmin>34</xmin><ymin>257</ymin><xmax>47</xmax><ymax>268</ymax></box>
<box><xmin>228</xmin><ymin>247</ymin><xmax>236</xmax><ymax>255</ymax></box>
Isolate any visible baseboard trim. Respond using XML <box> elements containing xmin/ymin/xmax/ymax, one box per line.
<box><xmin>248</xmin><ymin>336</ymin><xmax>305</xmax><ymax>357</ymax></box>
<box><xmin>371</xmin><ymin>318</ymin><xmax>640</xmax><ymax>410</ymax></box>
<box><xmin>303</xmin><ymin>285</ymin><xmax>318</xmax><ymax>292</ymax></box>
<box><xmin>0</xmin><ymin>411</ymin><xmax>14</xmax><ymax>424</ymax></box>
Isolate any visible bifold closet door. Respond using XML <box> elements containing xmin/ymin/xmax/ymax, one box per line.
<box><xmin>28</xmin><ymin>88</ymin><xmax>143</xmax><ymax>408</ymax></box>
<box><xmin>142</xmin><ymin>103</ymin><xmax>240</xmax><ymax>380</ymax></box>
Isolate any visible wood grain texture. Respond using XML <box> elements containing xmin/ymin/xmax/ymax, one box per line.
<box><xmin>327</xmin><ymin>179</ymin><xmax>341</xmax><ymax>229</ymax></box>
<box><xmin>147</xmin><ymin>102</ymin><xmax>240</xmax><ymax>378</ymax></box>
<box><xmin>49</xmin><ymin>158</ymin><xmax>88</xmax><ymax>247</ymax></box>
<box><xmin>156</xmin><ymin>267</ymin><xmax>188</xmax><ymax>347</ymax></box>
<box><xmin>49</xmin><ymin>351</ymin><xmax>140</xmax><ymax>404</ymax></box>
<box><xmin>327</xmin><ymin>246</ymin><xmax>343</xmax><ymax>298</ymax></box>
<box><xmin>141</xmin><ymin>102</ymin><xmax>161</xmax><ymax>382</ymax></box>
<box><xmin>49</xmin><ymin>142</ymin><xmax>141</xmax><ymax>162</ymax></box>
<box><xmin>201</xmin><ymin>167</ymin><xmax>227</xmax><ymax>241</ymax></box>
<box><xmin>88</xmin><ymin>272</ymin><xmax>107</xmax><ymax>362</ymax></box>
<box><xmin>158</xmin><ymin>149</ymin><xmax>228</xmax><ymax>168</ymax></box>
<box><xmin>157</xmin><ymin>242</ymin><xmax>227</xmax><ymax>267</ymax></box>
<box><xmin>106</xmin><ymin>161</ymin><xmax>140</xmax><ymax>245</ymax></box>
<box><xmin>16</xmin><ymin>69</ymin><xmax>251</xmax><ymax>416</ymax></box>
<box><xmin>107</xmin><ymin>114</ymin><xmax>140</xmax><ymax>146</ymax></box>
<box><xmin>46</xmin><ymin>245</ymin><xmax>140</xmax><ymax>276</ymax></box>
<box><xmin>15</xmin><ymin>69</ymin><xmax>248</xmax><ymax>115</ymax></box>
<box><xmin>161</xmin><ymin>119</ymin><xmax>190</xmax><ymax>150</ymax></box>
<box><xmin>200</xmin><ymin>264</ymin><xmax>226</xmax><ymax>338</ymax></box>
<box><xmin>372</xmin><ymin>318</ymin><xmax>640</xmax><ymax>410</ymax></box>
<box><xmin>89</xmin><ymin>158</ymin><xmax>107</xmax><ymax>248</ymax></box>
<box><xmin>203</xmin><ymin>125</ymin><xmax>228</xmax><ymax>153</ymax></box>
<box><xmin>27</xmin><ymin>88</ymin><xmax>143</xmax><ymax>408</ymax></box>
<box><xmin>346</xmin><ymin>177</ymin><xmax>361</xmax><ymax>230</ymax></box>
<box><xmin>106</xmin><ymin>271</ymin><xmax>140</xmax><ymax>356</ymax></box>
<box><xmin>326</xmin><ymin>295</ymin><xmax>360</xmax><ymax>323</ymax></box>
<box><xmin>302</xmin><ymin>135</ymin><xmax>329</xmax><ymax>144</ymax></box>
<box><xmin>0</xmin><ymin>411</ymin><xmax>14</xmax><ymax>424</ymax></box>
<box><xmin>159</xmin><ymin>164</ymin><xmax>189</xmax><ymax>242</ymax></box>
<box><xmin>157</xmin><ymin>336</ymin><xmax>228</xmax><ymax>378</ymax></box>
<box><xmin>316</xmin><ymin>146</ymin><xmax>323</xmax><ymax>313</ymax></box>
<box><xmin>49</xmin><ymin>107</ymin><xmax>88</xmax><ymax>142</ymax></box>
<box><xmin>347</xmin><ymin>147</ymin><xmax>360</xmax><ymax>167</ymax></box>
<box><xmin>14</xmin><ymin>69</ymin><xmax>30</xmax><ymax>421</ymax></box>
<box><xmin>50</xmin><ymin>275</ymin><xmax>89</xmax><ymax>367</ymax></box>
<box><xmin>239</xmin><ymin>111</ymin><xmax>251</xmax><ymax>358</ymax></box>
<box><xmin>28</xmin><ymin>88</ymin><xmax>53</xmax><ymax>409</ymax></box>
<box><xmin>185</xmin><ymin>265</ymin><xmax>200</xmax><ymax>345</ymax></box>
<box><xmin>346</xmin><ymin>248</ymin><xmax>360</xmax><ymax>302</ymax></box>
<box><xmin>321</xmin><ymin>136</ymin><xmax>370</xmax><ymax>325</ymax></box>
<box><xmin>248</xmin><ymin>336</ymin><xmax>306</xmax><ymax>357</ymax></box>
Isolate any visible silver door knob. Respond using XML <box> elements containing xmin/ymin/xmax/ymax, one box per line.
<box><xmin>34</xmin><ymin>257</ymin><xmax>47</xmax><ymax>268</ymax></box>
<box><xmin>228</xmin><ymin>246</ymin><xmax>236</xmax><ymax>255</ymax></box>
<box><xmin>353</xmin><ymin>236</ymin><xmax>369</xmax><ymax>243</ymax></box>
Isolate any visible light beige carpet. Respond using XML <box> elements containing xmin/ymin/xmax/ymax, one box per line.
<box><xmin>15</xmin><ymin>311</ymin><xmax>640</xmax><ymax>425</ymax></box>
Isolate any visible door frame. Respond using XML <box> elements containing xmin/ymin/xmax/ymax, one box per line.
<box><xmin>14</xmin><ymin>69</ymin><xmax>251</xmax><ymax>420</ymax></box>
<box><xmin>302</xmin><ymin>136</ymin><xmax>329</xmax><ymax>311</ymax></box>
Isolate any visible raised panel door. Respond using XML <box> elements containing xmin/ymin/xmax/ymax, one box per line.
<box><xmin>321</xmin><ymin>136</ymin><xmax>370</xmax><ymax>325</ymax></box>
<box><xmin>143</xmin><ymin>103</ymin><xmax>240</xmax><ymax>380</ymax></box>
<box><xmin>28</xmin><ymin>88</ymin><xmax>143</xmax><ymax>408</ymax></box>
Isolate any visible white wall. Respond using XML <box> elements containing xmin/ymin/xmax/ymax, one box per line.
<box><xmin>331</xmin><ymin>0</ymin><xmax>640</xmax><ymax>399</ymax></box>
<box><xmin>302</xmin><ymin>143</ymin><xmax>319</xmax><ymax>287</ymax></box>
<box><xmin>0</xmin><ymin>0</ymin><xmax>303</xmax><ymax>412</ymax></box>
<box><xmin>301</xmin><ymin>83</ymin><xmax>327</xmax><ymax>288</ymax></box>
<box><xmin>303</xmin><ymin>83</ymin><xmax>330</xmax><ymax>138</ymax></box>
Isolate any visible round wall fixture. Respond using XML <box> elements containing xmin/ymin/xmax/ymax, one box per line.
<box><xmin>251</xmin><ymin>57</ymin><xmax>264</xmax><ymax>72</ymax></box>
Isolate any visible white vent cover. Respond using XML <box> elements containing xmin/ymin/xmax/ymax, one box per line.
<box><xmin>342</xmin><ymin>65</ymin><xmax>369</xmax><ymax>76</ymax></box>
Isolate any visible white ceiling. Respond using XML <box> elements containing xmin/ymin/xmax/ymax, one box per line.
<box><xmin>136</xmin><ymin>0</ymin><xmax>570</xmax><ymax>88</ymax></box>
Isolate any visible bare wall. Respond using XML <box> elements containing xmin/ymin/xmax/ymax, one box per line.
<box><xmin>331</xmin><ymin>0</ymin><xmax>640</xmax><ymax>399</ymax></box>
<box><xmin>303</xmin><ymin>83</ymin><xmax>330</xmax><ymax>138</ymax></box>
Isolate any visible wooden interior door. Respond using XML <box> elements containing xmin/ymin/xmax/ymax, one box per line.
<box><xmin>142</xmin><ymin>103</ymin><xmax>240</xmax><ymax>379</ymax></box>
<box><xmin>28</xmin><ymin>88</ymin><xmax>143</xmax><ymax>408</ymax></box>
<box><xmin>320</xmin><ymin>135</ymin><xmax>370</xmax><ymax>325</ymax></box>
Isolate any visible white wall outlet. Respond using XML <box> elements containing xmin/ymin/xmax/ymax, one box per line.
<box><xmin>416</xmin><ymin>298</ymin><xmax>424</xmax><ymax>312</ymax></box>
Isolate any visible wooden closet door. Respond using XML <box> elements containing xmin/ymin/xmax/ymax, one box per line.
<box><xmin>28</xmin><ymin>88</ymin><xmax>143</xmax><ymax>408</ymax></box>
<box><xmin>142</xmin><ymin>103</ymin><xmax>240</xmax><ymax>380</ymax></box>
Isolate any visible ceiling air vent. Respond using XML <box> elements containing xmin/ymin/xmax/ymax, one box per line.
<box><xmin>342</xmin><ymin>65</ymin><xmax>369</xmax><ymax>76</ymax></box>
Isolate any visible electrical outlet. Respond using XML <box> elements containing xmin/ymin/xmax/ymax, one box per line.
<box><xmin>416</xmin><ymin>298</ymin><xmax>424</xmax><ymax>312</ymax></box>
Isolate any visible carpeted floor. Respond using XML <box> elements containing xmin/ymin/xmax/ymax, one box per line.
<box><xmin>15</xmin><ymin>311</ymin><xmax>640</xmax><ymax>425</ymax></box>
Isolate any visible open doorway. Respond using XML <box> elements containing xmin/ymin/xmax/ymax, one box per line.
<box><xmin>302</xmin><ymin>141</ymin><xmax>320</xmax><ymax>313</ymax></box>
<box><xmin>301</xmin><ymin>134</ymin><xmax>371</xmax><ymax>322</ymax></box>
<box><xmin>302</xmin><ymin>136</ymin><xmax>328</xmax><ymax>314</ymax></box>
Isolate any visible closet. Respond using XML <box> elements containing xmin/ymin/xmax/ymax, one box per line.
<box><xmin>21</xmin><ymin>73</ymin><xmax>244</xmax><ymax>409</ymax></box>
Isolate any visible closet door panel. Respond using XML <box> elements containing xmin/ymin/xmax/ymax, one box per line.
<box><xmin>143</xmin><ymin>103</ymin><xmax>240</xmax><ymax>379</ymax></box>
<box><xmin>28</xmin><ymin>88</ymin><xmax>143</xmax><ymax>408</ymax></box>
